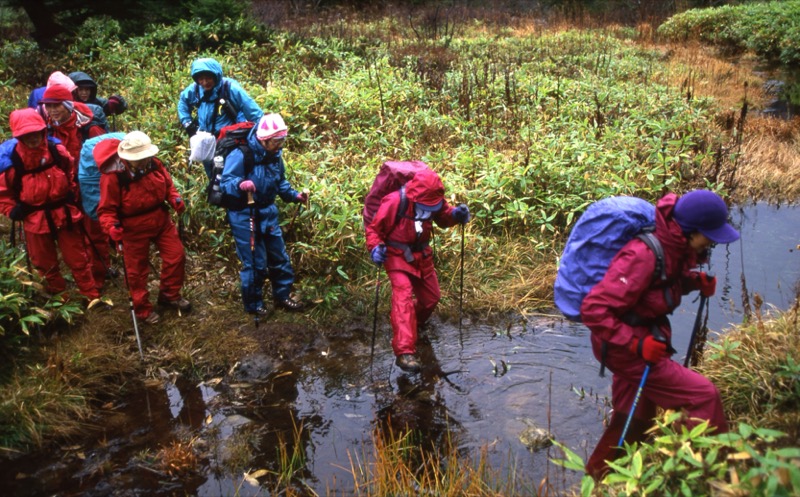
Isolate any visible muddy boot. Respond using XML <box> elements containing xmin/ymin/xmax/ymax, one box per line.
<box><xmin>395</xmin><ymin>354</ymin><xmax>421</xmax><ymax>373</ymax></box>
<box><xmin>586</xmin><ymin>412</ymin><xmax>627</xmax><ymax>481</ymax></box>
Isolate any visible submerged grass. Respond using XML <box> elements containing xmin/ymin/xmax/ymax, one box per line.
<box><xmin>344</xmin><ymin>423</ymin><xmax>533</xmax><ymax>496</ymax></box>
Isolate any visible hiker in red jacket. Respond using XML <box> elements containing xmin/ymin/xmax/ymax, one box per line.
<box><xmin>365</xmin><ymin>168</ymin><xmax>470</xmax><ymax>372</ymax></box>
<box><xmin>581</xmin><ymin>190</ymin><xmax>740</xmax><ymax>480</ymax></box>
<box><xmin>95</xmin><ymin>131</ymin><xmax>190</xmax><ymax>325</ymax></box>
<box><xmin>0</xmin><ymin>108</ymin><xmax>100</xmax><ymax>301</ymax></box>
<box><xmin>41</xmin><ymin>84</ymin><xmax>106</xmax><ymax>166</ymax></box>
<box><xmin>41</xmin><ymin>83</ymin><xmax>110</xmax><ymax>288</ymax></box>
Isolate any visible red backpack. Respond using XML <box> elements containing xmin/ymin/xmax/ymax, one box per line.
<box><xmin>362</xmin><ymin>160</ymin><xmax>430</xmax><ymax>228</ymax></box>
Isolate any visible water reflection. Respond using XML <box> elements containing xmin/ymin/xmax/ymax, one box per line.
<box><xmin>2</xmin><ymin>202</ymin><xmax>798</xmax><ymax>496</ymax></box>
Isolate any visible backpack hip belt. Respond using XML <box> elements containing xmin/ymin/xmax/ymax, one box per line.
<box><xmin>386</xmin><ymin>240</ymin><xmax>430</xmax><ymax>263</ymax></box>
<box><xmin>18</xmin><ymin>197</ymin><xmax>74</xmax><ymax>238</ymax></box>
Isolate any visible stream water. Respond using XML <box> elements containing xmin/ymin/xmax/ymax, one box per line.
<box><xmin>2</xmin><ymin>202</ymin><xmax>798</xmax><ymax>496</ymax></box>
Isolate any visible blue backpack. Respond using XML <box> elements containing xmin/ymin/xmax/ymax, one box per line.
<box><xmin>78</xmin><ymin>132</ymin><xmax>126</xmax><ymax>220</ymax></box>
<box><xmin>554</xmin><ymin>196</ymin><xmax>665</xmax><ymax>322</ymax></box>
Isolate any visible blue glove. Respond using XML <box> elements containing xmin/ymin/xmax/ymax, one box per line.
<box><xmin>371</xmin><ymin>245</ymin><xmax>387</xmax><ymax>265</ymax></box>
<box><xmin>453</xmin><ymin>204</ymin><xmax>470</xmax><ymax>224</ymax></box>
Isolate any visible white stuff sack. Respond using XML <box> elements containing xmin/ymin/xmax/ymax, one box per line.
<box><xmin>189</xmin><ymin>131</ymin><xmax>217</xmax><ymax>162</ymax></box>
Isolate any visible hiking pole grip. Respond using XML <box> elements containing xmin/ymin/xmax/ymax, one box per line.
<box><xmin>619</xmin><ymin>327</ymin><xmax>666</xmax><ymax>446</ymax></box>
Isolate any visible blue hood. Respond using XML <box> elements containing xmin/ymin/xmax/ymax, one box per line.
<box><xmin>190</xmin><ymin>58</ymin><xmax>225</xmax><ymax>91</ymax></box>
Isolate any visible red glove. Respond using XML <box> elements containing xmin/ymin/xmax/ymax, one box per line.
<box><xmin>628</xmin><ymin>335</ymin><xmax>668</xmax><ymax>363</ymax></box>
<box><xmin>295</xmin><ymin>191</ymin><xmax>308</xmax><ymax>204</ymax></box>
<box><xmin>169</xmin><ymin>197</ymin><xmax>185</xmax><ymax>214</ymax></box>
<box><xmin>691</xmin><ymin>271</ymin><xmax>716</xmax><ymax>297</ymax></box>
<box><xmin>109</xmin><ymin>225</ymin><xmax>124</xmax><ymax>242</ymax></box>
<box><xmin>239</xmin><ymin>180</ymin><xmax>256</xmax><ymax>192</ymax></box>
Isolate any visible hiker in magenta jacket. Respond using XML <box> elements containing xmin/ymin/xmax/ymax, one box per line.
<box><xmin>365</xmin><ymin>168</ymin><xmax>470</xmax><ymax>372</ymax></box>
<box><xmin>580</xmin><ymin>190</ymin><xmax>740</xmax><ymax>480</ymax></box>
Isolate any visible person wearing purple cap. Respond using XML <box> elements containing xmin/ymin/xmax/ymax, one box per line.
<box><xmin>580</xmin><ymin>189</ymin><xmax>740</xmax><ymax>481</ymax></box>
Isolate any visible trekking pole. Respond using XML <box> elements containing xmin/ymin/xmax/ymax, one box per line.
<box><xmin>458</xmin><ymin>223</ymin><xmax>465</xmax><ymax>347</ymax></box>
<box><xmin>248</xmin><ymin>192</ymin><xmax>259</xmax><ymax>329</ymax></box>
<box><xmin>684</xmin><ymin>274</ymin><xmax>713</xmax><ymax>368</ymax></box>
<box><xmin>618</xmin><ymin>327</ymin><xmax>666</xmax><ymax>446</ymax></box>
<box><xmin>370</xmin><ymin>266</ymin><xmax>381</xmax><ymax>376</ymax></box>
<box><xmin>117</xmin><ymin>240</ymin><xmax>144</xmax><ymax>360</ymax></box>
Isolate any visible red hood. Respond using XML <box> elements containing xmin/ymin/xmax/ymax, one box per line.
<box><xmin>9</xmin><ymin>108</ymin><xmax>46</xmax><ymax>138</ymax></box>
<box><xmin>405</xmin><ymin>169</ymin><xmax>444</xmax><ymax>207</ymax></box>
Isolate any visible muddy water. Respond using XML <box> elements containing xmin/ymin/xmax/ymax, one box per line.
<box><xmin>3</xmin><ymin>202</ymin><xmax>799</xmax><ymax>496</ymax></box>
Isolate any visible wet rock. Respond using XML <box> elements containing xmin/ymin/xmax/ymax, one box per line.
<box><xmin>517</xmin><ymin>417</ymin><xmax>553</xmax><ymax>451</ymax></box>
<box><xmin>232</xmin><ymin>353</ymin><xmax>275</xmax><ymax>382</ymax></box>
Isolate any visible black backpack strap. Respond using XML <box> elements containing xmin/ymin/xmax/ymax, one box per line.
<box><xmin>394</xmin><ymin>185</ymin><xmax>409</xmax><ymax>228</ymax></box>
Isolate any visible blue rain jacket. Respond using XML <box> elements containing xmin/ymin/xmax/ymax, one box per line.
<box><xmin>177</xmin><ymin>58</ymin><xmax>263</xmax><ymax>136</ymax></box>
<box><xmin>221</xmin><ymin>126</ymin><xmax>300</xmax><ymax>310</ymax></box>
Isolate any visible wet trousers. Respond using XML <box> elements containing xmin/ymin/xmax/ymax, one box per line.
<box><xmin>25</xmin><ymin>226</ymin><xmax>99</xmax><ymax>300</ymax></box>
<box><xmin>586</xmin><ymin>339</ymin><xmax>729</xmax><ymax>479</ymax></box>
<box><xmin>230</xmin><ymin>212</ymin><xmax>294</xmax><ymax>312</ymax></box>
<box><xmin>120</xmin><ymin>218</ymin><xmax>185</xmax><ymax>319</ymax></box>
<box><xmin>387</xmin><ymin>268</ymin><xmax>440</xmax><ymax>356</ymax></box>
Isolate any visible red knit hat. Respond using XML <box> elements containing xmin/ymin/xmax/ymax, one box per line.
<box><xmin>41</xmin><ymin>85</ymin><xmax>74</xmax><ymax>104</ymax></box>
<box><xmin>405</xmin><ymin>168</ymin><xmax>445</xmax><ymax>211</ymax></box>
<box><xmin>9</xmin><ymin>108</ymin><xmax>47</xmax><ymax>138</ymax></box>
<box><xmin>93</xmin><ymin>139</ymin><xmax>122</xmax><ymax>169</ymax></box>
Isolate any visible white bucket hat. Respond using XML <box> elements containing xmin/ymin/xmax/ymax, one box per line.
<box><xmin>118</xmin><ymin>131</ymin><xmax>159</xmax><ymax>160</ymax></box>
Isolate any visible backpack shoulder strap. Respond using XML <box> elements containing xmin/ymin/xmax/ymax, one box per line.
<box><xmin>241</xmin><ymin>145</ymin><xmax>256</xmax><ymax>176</ymax></box>
<box><xmin>636</xmin><ymin>230</ymin><xmax>674</xmax><ymax>311</ymax></box>
<box><xmin>394</xmin><ymin>185</ymin><xmax>409</xmax><ymax>228</ymax></box>
<box><xmin>636</xmin><ymin>231</ymin><xmax>665</xmax><ymax>282</ymax></box>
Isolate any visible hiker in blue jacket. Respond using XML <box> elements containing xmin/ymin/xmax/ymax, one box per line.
<box><xmin>220</xmin><ymin>113</ymin><xmax>308</xmax><ymax>317</ymax></box>
<box><xmin>177</xmin><ymin>57</ymin><xmax>263</xmax><ymax>178</ymax></box>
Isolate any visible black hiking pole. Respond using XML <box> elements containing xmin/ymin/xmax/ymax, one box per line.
<box><xmin>684</xmin><ymin>274</ymin><xmax>713</xmax><ymax>368</ymax></box>
<box><xmin>248</xmin><ymin>192</ymin><xmax>259</xmax><ymax>329</ymax></box>
<box><xmin>117</xmin><ymin>240</ymin><xmax>144</xmax><ymax>360</ymax></box>
<box><xmin>618</xmin><ymin>327</ymin><xmax>666</xmax><ymax>446</ymax></box>
<box><xmin>370</xmin><ymin>266</ymin><xmax>381</xmax><ymax>376</ymax></box>
<box><xmin>458</xmin><ymin>223</ymin><xmax>465</xmax><ymax>347</ymax></box>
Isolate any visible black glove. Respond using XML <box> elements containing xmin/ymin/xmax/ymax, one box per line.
<box><xmin>183</xmin><ymin>121</ymin><xmax>199</xmax><ymax>138</ymax></box>
<box><xmin>105</xmin><ymin>95</ymin><xmax>128</xmax><ymax>116</ymax></box>
<box><xmin>9</xmin><ymin>203</ymin><xmax>26</xmax><ymax>221</ymax></box>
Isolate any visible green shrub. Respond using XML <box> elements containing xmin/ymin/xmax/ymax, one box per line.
<box><xmin>0</xmin><ymin>241</ymin><xmax>83</xmax><ymax>344</ymax></box>
<box><xmin>554</xmin><ymin>414</ymin><xmax>800</xmax><ymax>497</ymax></box>
<box><xmin>658</xmin><ymin>1</ymin><xmax>800</xmax><ymax>66</ymax></box>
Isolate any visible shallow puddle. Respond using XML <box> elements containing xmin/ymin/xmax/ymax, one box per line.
<box><xmin>2</xmin><ymin>202</ymin><xmax>798</xmax><ymax>496</ymax></box>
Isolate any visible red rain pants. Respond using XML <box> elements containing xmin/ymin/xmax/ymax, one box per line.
<box><xmin>119</xmin><ymin>217</ymin><xmax>185</xmax><ymax>319</ymax></box>
<box><xmin>25</xmin><ymin>226</ymin><xmax>100</xmax><ymax>300</ymax></box>
<box><xmin>387</xmin><ymin>268</ymin><xmax>440</xmax><ymax>356</ymax></box>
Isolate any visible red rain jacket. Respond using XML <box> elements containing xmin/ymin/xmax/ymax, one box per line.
<box><xmin>580</xmin><ymin>193</ymin><xmax>705</xmax><ymax>348</ymax></box>
<box><xmin>47</xmin><ymin>102</ymin><xmax>105</xmax><ymax>169</ymax></box>
<box><xmin>366</xmin><ymin>169</ymin><xmax>458</xmax><ymax>277</ymax></box>
<box><xmin>97</xmin><ymin>157</ymin><xmax>180</xmax><ymax>234</ymax></box>
<box><xmin>0</xmin><ymin>139</ymin><xmax>82</xmax><ymax>235</ymax></box>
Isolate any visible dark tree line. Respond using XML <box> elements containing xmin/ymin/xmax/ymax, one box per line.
<box><xmin>1</xmin><ymin>0</ymin><xmax>748</xmax><ymax>49</ymax></box>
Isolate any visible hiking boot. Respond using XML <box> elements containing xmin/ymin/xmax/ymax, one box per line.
<box><xmin>143</xmin><ymin>312</ymin><xmax>160</xmax><ymax>325</ymax></box>
<box><xmin>249</xmin><ymin>306</ymin><xmax>272</xmax><ymax>319</ymax></box>
<box><xmin>274</xmin><ymin>297</ymin><xmax>305</xmax><ymax>312</ymax></box>
<box><xmin>395</xmin><ymin>354</ymin><xmax>421</xmax><ymax>373</ymax></box>
<box><xmin>87</xmin><ymin>298</ymin><xmax>113</xmax><ymax>311</ymax></box>
<box><xmin>158</xmin><ymin>296</ymin><xmax>192</xmax><ymax>313</ymax></box>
